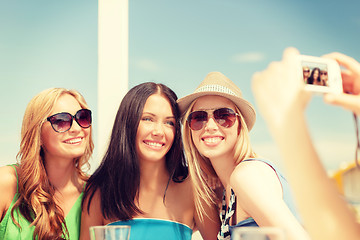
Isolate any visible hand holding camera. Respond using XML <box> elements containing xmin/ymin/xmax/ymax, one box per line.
<box><xmin>251</xmin><ymin>47</ymin><xmax>360</xmax><ymax>132</ymax></box>
<box><xmin>322</xmin><ymin>52</ymin><xmax>360</xmax><ymax>115</ymax></box>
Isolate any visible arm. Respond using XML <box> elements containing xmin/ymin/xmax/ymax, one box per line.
<box><xmin>0</xmin><ymin>166</ymin><xmax>17</xmax><ymax>221</ymax></box>
<box><xmin>194</xmin><ymin>196</ymin><xmax>220</xmax><ymax>240</ymax></box>
<box><xmin>80</xmin><ymin>190</ymin><xmax>104</xmax><ymax>240</ymax></box>
<box><xmin>230</xmin><ymin>161</ymin><xmax>310</xmax><ymax>240</ymax></box>
<box><xmin>252</xmin><ymin>47</ymin><xmax>360</xmax><ymax>240</ymax></box>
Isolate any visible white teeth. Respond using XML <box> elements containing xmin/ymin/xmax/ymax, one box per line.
<box><xmin>203</xmin><ymin>137</ymin><xmax>222</xmax><ymax>143</ymax></box>
<box><xmin>65</xmin><ymin>138</ymin><xmax>82</xmax><ymax>144</ymax></box>
<box><xmin>146</xmin><ymin>142</ymin><xmax>163</xmax><ymax>147</ymax></box>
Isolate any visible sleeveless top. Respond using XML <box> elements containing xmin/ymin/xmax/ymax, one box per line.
<box><xmin>108</xmin><ymin>218</ymin><xmax>193</xmax><ymax>240</ymax></box>
<box><xmin>217</xmin><ymin>158</ymin><xmax>301</xmax><ymax>240</ymax></box>
<box><xmin>0</xmin><ymin>165</ymin><xmax>83</xmax><ymax>240</ymax></box>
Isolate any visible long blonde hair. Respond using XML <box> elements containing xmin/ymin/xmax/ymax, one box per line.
<box><xmin>12</xmin><ymin>88</ymin><xmax>94</xmax><ymax>240</ymax></box>
<box><xmin>182</xmin><ymin>100</ymin><xmax>257</xmax><ymax>220</ymax></box>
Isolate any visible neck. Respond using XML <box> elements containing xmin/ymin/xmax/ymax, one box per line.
<box><xmin>209</xmin><ymin>153</ymin><xmax>236</xmax><ymax>188</ymax></box>
<box><xmin>44</xmin><ymin>157</ymin><xmax>81</xmax><ymax>192</ymax></box>
<box><xmin>139</xmin><ymin>160</ymin><xmax>170</xmax><ymax>192</ymax></box>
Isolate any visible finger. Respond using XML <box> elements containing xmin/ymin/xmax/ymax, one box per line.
<box><xmin>282</xmin><ymin>47</ymin><xmax>300</xmax><ymax>63</ymax></box>
<box><xmin>341</xmin><ymin>70</ymin><xmax>355</xmax><ymax>92</ymax></box>
<box><xmin>251</xmin><ymin>72</ymin><xmax>263</xmax><ymax>94</ymax></box>
<box><xmin>341</xmin><ymin>70</ymin><xmax>360</xmax><ymax>94</ymax></box>
<box><xmin>323</xmin><ymin>52</ymin><xmax>360</xmax><ymax>72</ymax></box>
<box><xmin>324</xmin><ymin>93</ymin><xmax>360</xmax><ymax>114</ymax></box>
<box><xmin>282</xmin><ymin>47</ymin><xmax>303</xmax><ymax>86</ymax></box>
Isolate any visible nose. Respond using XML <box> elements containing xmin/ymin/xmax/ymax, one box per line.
<box><xmin>204</xmin><ymin>116</ymin><xmax>218</xmax><ymax>131</ymax></box>
<box><xmin>152</xmin><ymin>122</ymin><xmax>165</xmax><ymax>136</ymax></box>
<box><xmin>68</xmin><ymin>119</ymin><xmax>82</xmax><ymax>133</ymax></box>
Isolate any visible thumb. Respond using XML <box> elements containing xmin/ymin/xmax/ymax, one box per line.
<box><xmin>324</xmin><ymin>93</ymin><xmax>360</xmax><ymax>115</ymax></box>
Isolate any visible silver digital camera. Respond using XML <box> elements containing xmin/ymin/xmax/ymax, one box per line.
<box><xmin>298</xmin><ymin>55</ymin><xmax>343</xmax><ymax>94</ymax></box>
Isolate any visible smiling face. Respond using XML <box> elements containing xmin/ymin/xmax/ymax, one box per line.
<box><xmin>190</xmin><ymin>95</ymin><xmax>239</xmax><ymax>161</ymax></box>
<box><xmin>41</xmin><ymin>94</ymin><xmax>90</xmax><ymax>163</ymax></box>
<box><xmin>136</xmin><ymin>94</ymin><xmax>176</xmax><ymax>164</ymax></box>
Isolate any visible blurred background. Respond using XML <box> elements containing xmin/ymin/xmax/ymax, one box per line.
<box><xmin>1</xmin><ymin>0</ymin><xmax>360</xmax><ymax>179</ymax></box>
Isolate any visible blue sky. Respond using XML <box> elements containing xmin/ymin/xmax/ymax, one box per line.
<box><xmin>1</xmin><ymin>0</ymin><xmax>360</xmax><ymax>173</ymax></box>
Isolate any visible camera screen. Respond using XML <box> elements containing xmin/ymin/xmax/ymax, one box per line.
<box><xmin>302</xmin><ymin>61</ymin><xmax>329</xmax><ymax>87</ymax></box>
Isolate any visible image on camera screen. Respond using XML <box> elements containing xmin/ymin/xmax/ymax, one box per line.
<box><xmin>302</xmin><ymin>61</ymin><xmax>329</xmax><ymax>87</ymax></box>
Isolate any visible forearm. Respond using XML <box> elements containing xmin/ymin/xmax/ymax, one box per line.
<box><xmin>271</xmin><ymin>109</ymin><xmax>360</xmax><ymax>240</ymax></box>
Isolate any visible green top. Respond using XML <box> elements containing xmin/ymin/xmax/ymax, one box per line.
<box><xmin>0</xmin><ymin>165</ymin><xmax>83</xmax><ymax>240</ymax></box>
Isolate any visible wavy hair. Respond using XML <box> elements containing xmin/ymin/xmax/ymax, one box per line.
<box><xmin>182</xmin><ymin>100</ymin><xmax>257</xmax><ymax>220</ymax></box>
<box><xmin>12</xmin><ymin>88</ymin><xmax>94</xmax><ymax>240</ymax></box>
<box><xmin>83</xmin><ymin>82</ymin><xmax>187</xmax><ymax>221</ymax></box>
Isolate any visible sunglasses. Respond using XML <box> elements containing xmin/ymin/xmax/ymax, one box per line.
<box><xmin>320</xmin><ymin>72</ymin><xmax>327</xmax><ymax>76</ymax></box>
<box><xmin>187</xmin><ymin>107</ymin><xmax>239</xmax><ymax>131</ymax></box>
<box><xmin>303</xmin><ymin>70</ymin><xmax>310</xmax><ymax>73</ymax></box>
<box><xmin>47</xmin><ymin>109</ymin><xmax>92</xmax><ymax>133</ymax></box>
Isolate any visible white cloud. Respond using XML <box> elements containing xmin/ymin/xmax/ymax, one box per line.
<box><xmin>232</xmin><ymin>52</ymin><xmax>266</xmax><ymax>63</ymax></box>
<box><xmin>136</xmin><ymin>58</ymin><xmax>161</xmax><ymax>72</ymax></box>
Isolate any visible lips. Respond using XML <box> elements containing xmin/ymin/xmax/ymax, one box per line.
<box><xmin>63</xmin><ymin>137</ymin><xmax>83</xmax><ymax>144</ymax></box>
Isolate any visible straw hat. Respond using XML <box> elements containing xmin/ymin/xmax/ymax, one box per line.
<box><xmin>177</xmin><ymin>72</ymin><xmax>256</xmax><ymax>131</ymax></box>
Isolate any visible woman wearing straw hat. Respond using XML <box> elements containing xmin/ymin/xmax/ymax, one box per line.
<box><xmin>177</xmin><ymin>72</ymin><xmax>310</xmax><ymax>240</ymax></box>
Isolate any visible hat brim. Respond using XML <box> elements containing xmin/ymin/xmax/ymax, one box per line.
<box><xmin>177</xmin><ymin>91</ymin><xmax>256</xmax><ymax>131</ymax></box>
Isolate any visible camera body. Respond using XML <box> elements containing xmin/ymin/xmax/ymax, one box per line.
<box><xmin>298</xmin><ymin>55</ymin><xmax>343</xmax><ymax>94</ymax></box>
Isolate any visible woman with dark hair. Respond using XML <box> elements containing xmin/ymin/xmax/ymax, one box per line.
<box><xmin>80</xmin><ymin>82</ymin><xmax>219</xmax><ymax>240</ymax></box>
<box><xmin>307</xmin><ymin>67</ymin><xmax>321</xmax><ymax>85</ymax></box>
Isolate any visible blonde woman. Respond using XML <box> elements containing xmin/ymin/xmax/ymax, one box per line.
<box><xmin>177</xmin><ymin>72</ymin><xmax>310</xmax><ymax>240</ymax></box>
<box><xmin>0</xmin><ymin>88</ymin><xmax>93</xmax><ymax>239</ymax></box>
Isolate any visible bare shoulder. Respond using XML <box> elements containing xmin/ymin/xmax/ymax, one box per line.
<box><xmin>0</xmin><ymin>165</ymin><xmax>18</xmax><ymax>220</ymax></box>
<box><xmin>0</xmin><ymin>165</ymin><xmax>18</xmax><ymax>193</ymax></box>
<box><xmin>172</xmin><ymin>176</ymin><xmax>193</xmax><ymax>195</ymax></box>
<box><xmin>231</xmin><ymin>160</ymin><xmax>277</xmax><ymax>182</ymax></box>
<box><xmin>169</xmin><ymin>177</ymin><xmax>194</xmax><ymax>208</ymax></box>
<box><xmin>82</xmin><ymin>188</ymin><xmax>102</xmax><ymax>215</ymax></box>
<box><xmin>80</xmin><ymin>189</ymin><xmax>104</xmax><ymax>240</ymax></box>
<box><xmin>230</xmin><ymin>160</ymin><xmax>282</xmax><ymax>197</ymax></box>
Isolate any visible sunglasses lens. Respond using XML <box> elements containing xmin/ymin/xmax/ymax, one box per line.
<box><xmin>214</xmin><ymin>108</ymin><xmax>237</xmax><ymax>128</ymax></box>
<box><xmin>75</xmin><ymin>109</ymin><xmax>92</xmax><ymax>128</ymax></box>
<box><xmin>48</xmin><ymin>113</ymin><xmax>72</xmax><ymax>132</ymax></box>
<box><xmin>188</xmin><ymin>111</ymin><xmax>208</xmax><ymax>131</ymax></box>
<box><xmin>187</xmin><ymin>108</ymin><xmax>238</xmax><ymax>131</ymax></box>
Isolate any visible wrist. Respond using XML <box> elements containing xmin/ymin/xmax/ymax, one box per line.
<box><xmin>268</xmin><ymin>107</ymin><xmax>307</xmax><ymax>139</ymax></box>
